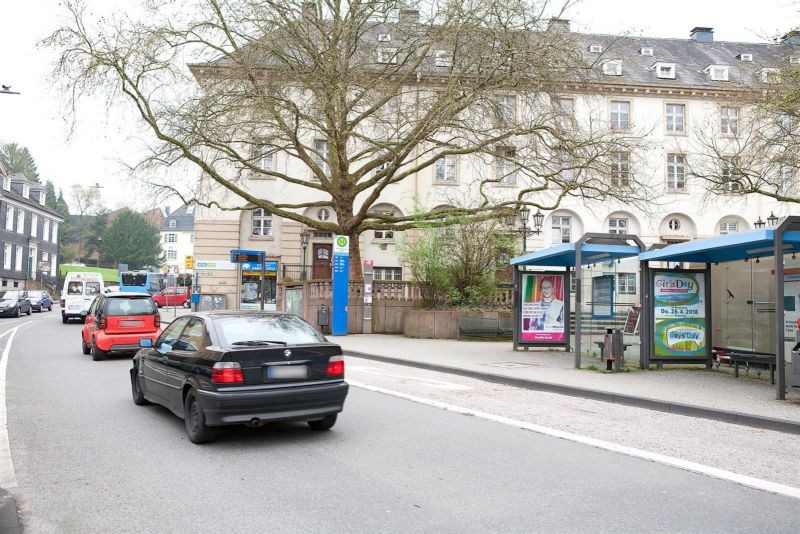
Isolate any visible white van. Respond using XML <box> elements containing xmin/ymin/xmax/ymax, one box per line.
<box><xmin>61</xmin><ymin>272</ymin><xmax>105</xmax><ymax>323</ymax></box>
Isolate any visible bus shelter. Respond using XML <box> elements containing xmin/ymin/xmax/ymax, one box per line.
<box><xmin>638</xmin><ymin>217</ymin><xmax>800</xmax><ymax>400</ymax></box>
<box><xmin>510</xmin><ymin>233</ymin><xmax>645</xmax><ymax>368</ymax></box>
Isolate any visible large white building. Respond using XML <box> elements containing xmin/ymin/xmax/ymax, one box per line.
<box><xmin>160</xmin><ymin>204</ymin><xmax>195</xmax><ymax>274</ymax></box>
<box><xmin>192</xmin><ymin>20</ymin><xmax>800</xmax><ymax>311</ymax></box>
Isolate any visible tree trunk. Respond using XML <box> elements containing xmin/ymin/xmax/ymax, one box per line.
<box><xmin>348</xmin><ymin>232</ymin><xmax>363</xmax><ymax>281</ymax></box>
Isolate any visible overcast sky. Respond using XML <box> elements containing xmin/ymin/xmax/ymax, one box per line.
<box><xmin>1</xmin><ymin>0</ymin><xmax>798</xmax><ymax>212</ymax></box>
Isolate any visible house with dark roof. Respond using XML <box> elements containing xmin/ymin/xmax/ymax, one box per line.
<box><xmin>160</xmin><ymin>204</ymin><xmax>196</xmax><ymax>273</ymax></box>
<box><xmin>0</xmin><ymin>163</ymin><xmax>63</xmax><ymax>290</ymax></box>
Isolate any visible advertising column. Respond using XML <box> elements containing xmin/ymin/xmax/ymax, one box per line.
<box><xmin>331</xmin><ymin>235</ymin><xmax>350</xmax><ymax>336</ymax></box>
<box><xmin>652</xmin><ymin>270</ymin><xmax>708</xmax><ymax>360</ymax></box>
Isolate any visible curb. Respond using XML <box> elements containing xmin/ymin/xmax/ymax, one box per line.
<box><xmin>344</xmin><ymin>350</ymin><xmax>800</xmax><ymax>436</ymax></box>
<box><xmin>0</xmin><ymin>489</ymin><xmax>20</xmax><ymax>533</ymax></box>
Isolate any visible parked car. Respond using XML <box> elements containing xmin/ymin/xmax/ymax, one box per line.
<box><xmin>81</xmin><ymin>293</ymin><xmax>161</xmax><ymax>361</ymax></box>
<box><xmin>28</xmin><ymin>290</ymin><xmax>54</xmax><ymax>312</ymax></box>
<box><xmin>152</xmin><ymin>287</ymin><xmax>190</xmax><ymax>308</ymax></box>
<box><xmin>0</xmin><ymin>291</ymin><xmax>32</xmax><ymax>317</ymax></box>
<box><xmin>130</xmin><ymin>312</ymin><xmax>348</xmax><ymax>443</ymax></box>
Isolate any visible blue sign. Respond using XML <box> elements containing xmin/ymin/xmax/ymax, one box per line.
<box><xmin>230</xmin><ymin>249</ymin><xmax>264</xmax><ymax>263</ymax></box>
<box><xmin>241</xmin><ymin>260</ymin><xmax>278</xmax><ymax>272</ymax></box>
<box><xmin>331</xmin><ymin>235</ymin><xmax>350</xmax><ymax>336</ymax></box>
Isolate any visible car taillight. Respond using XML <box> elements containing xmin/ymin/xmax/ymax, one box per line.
<box><xmin>99</xmin><ymin>315</ymin><xmax>107</xmax><ymax>330</ymax></box>
<box><xmin>326</xmin><ymin>356</ymin><xmax>344</xmax><ymax>377</ymax></box>
<box><xmin>212</xmin><ymin>362</ymin><xmax>244</xmax><ymax>384</ymax></box>
<box><xmin>154</xmin><ymin>313</ymin><xmax>161</xmax><ymax>327</ymax></box>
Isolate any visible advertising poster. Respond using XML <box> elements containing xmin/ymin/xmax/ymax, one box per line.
<box><xmin>520</xmin><ymin>273</ymin><xmax>567</xmax><ymax>343</ymax></box>
<box><xmin>591</xmin><ymin>275</ymin><xmax>614</xmax><ymax>319</ymax></box>
<box><xmin>653</xmin><ymin>271</ymin><xmax>707</xmax><ymax>358</ymax></box>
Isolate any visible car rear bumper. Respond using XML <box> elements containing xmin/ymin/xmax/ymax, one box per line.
<box><xmin>96</xmin><ymin>333</ymin><xmax>159</xmax><ymax>352</ymax></box>
<box><xmin>197</xmin><ymin>381</ymin><xmax>349</xmax><ymax>426</ymax></box>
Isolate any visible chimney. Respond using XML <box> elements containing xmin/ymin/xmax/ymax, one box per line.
<box><xmin>782</xmin><ymin>30</ymin><xmax>800</xmax><ymax>45</ymax></box>
<box><xmin>399</xmin><ymin>8</ymin><xmax>419</xmax><ymax>26</ymax></box>
<box><xmin>547</xmin><ymin>18</ymin><xmax>570</xmax><ymax>33</ymax></box>
<box><xmin>690</xmin><ymin>27</ymin><xmax>714</xmax><ymax>43</ymax></box>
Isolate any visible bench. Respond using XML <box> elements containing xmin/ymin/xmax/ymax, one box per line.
<box><xmin>727</xmin><ymin>352</ymin><xmax>777</xmax><ymax>384</ymax></box>
<box><xmin>458</xmin><ymin>316</ymin><xmax>512</xmax><ymax>339</ymax></box>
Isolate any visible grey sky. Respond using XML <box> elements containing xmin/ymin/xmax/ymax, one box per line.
<box><xmin>0</xmin><ymin>0</ymin><xmax>798</xmax><ymax>211</ymax></box>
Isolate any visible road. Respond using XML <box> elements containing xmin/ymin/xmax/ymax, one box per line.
<box><xmin>1</xmin><ymin>311</ymin><xmax>799</xmax><ymax>532</ymax></box>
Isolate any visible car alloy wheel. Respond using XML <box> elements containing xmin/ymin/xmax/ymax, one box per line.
<box><xmin>184</xmin><ymin>390</ymin><xmax>216</xmax><ymax>444</ymax></box>
<box><xmin>91</xmin><ymin>340</ymin><xmax>107</xmax><ymax>361</ymax></box>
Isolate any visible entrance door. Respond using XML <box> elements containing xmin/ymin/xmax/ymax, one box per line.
<box><xmin>312</xmin><ymin>244</ymin><xmax>332</xmax><ymax>280</ymax></box>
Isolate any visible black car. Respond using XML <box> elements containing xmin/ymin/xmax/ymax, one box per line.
<box><xmin>131</xmin><ymin>312</ymin><xmax>348</xmax><ymax>443</ymax></box>
<box><xmin>0</xmin><ymin>291</ymin><xmax>32</xmax><ymax>317</ymax></box>
<box><xmin>28</xmin><ymin>290</ymin><xmax>54</xmax><ymax>312</ymax></box>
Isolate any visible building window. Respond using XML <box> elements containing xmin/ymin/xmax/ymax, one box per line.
<box><xmin>655</xmin><ymin>62</ymin><xmax>676</xmax><ymax>79</ymax></box>
<box><xmin>43</xmin><ymin>219</ymin><xmax>50</xmax><ymax>241</ymax></box>
<box><xmin>610</xmin><ymin>101</ymin><xmax>630</xmax><ymax>129</ymax></box>
<box><xmin>666</xmin><ymin>154</ymin><xmax>686</xmax><ymax>190</ymax></box>
<box><xmin>706</xmin><ymin>65</ymin><xmax>730</xmax><ymax>81</ymax></box>
<box><xmin>779</xmin><ymin>165</ymin><xmax>793</xmax><ymax>195</ymax></box>
<box><xmin>31</xmin><ymin>214</ymin><xmax>38</xmax><ymax>238</ymax></box>
<box><xmin>39</xmin><ymin>191</ymin><xmax>46</xmax><ymax>205</ymax></box>
<box><xmin>495</xmin><ymin>147</ymin><xmax>517</xmax><ymax>185</ymax></box>
<box><xmin>721</xmin><ymin>160</ymin><xmax>743</xmax><ymax>192</ymax></box>
<box><xmin>640</xmin><ymin>47</ymin><xmax>653</xmax><ymax>56</ymax></box>
<box><xmin>618</xmin><ymin>273</ymin><xmax>636</xmax><ymax>294</ymax></box>
<box><xmin>610</xmin><ymin>152</ymin><xmax>630</xmax><ymax>187</ymax></box>
<box><xmin>14</xmin><ymin>245</ymin><xmax>23</xmax><ymax>271</ymax></box>
<box><xmin>668</xmin><ymin>218</ymin><xmax>681</xmax><ymax>231</ymax></box>
<box><xmin>496</xmin><ymin>94</ymin><xmax>516</xmax><ymax>123</ymax></box>
<box><xmin>42</xmin><ymin>251</ymin><xmax>49</xmax><ymax>262</ymax></box>
<box><xmin>165</xmin><ymin>233</ymin><xmax>177</xmax><ymax>243</ymax></box>
<box><xmin>252</xmin><ymin>208</ymin><xmax>272</xmax><ymax>237</ymax></box>
<box><xmin>166</xmin><ymin>250</ymin><xmax>177</xmax><ymax>260</ymax></box>
<box><xmin>719</xmin><ymin>221</ymin><xmax>739</xmax><ymax>234</ymax></box>
<box><xmin>5</xmin><ymin>206</ymin><xmax>12</xmax><ymax>231</ymax></box>
<box><xmin>558</xmin><ymin>151</ymin><xmax>575</xmax><ymax>182</ymax></box>
<box><xmin>551</xmin><ymin>215</ymin><xmax>571</xmax><ymax>244</ymax></box>
<box><xmin>168</xmin><ymin>219</ymin><xmax>176</xmax><ymax>229</ymax></box>
<box><xmin>3</xmin><ymin>244</ymin><xmax>10</xmax><ymax>270</ymax></box>
<box><xmin>589</xmin><ymin>44</ymin><xmax>603</xmax><ymax>53</ymax></box>
<box><xmin>720</xmin><ymin>107</ymin><xmax>739</xmax><ymax>135</ymax></box>
<box><xmin>554</xmin><ymin>98</ymin><xmax>574</xmax><ymax>129</ymax></box>
<box><xmin>254</xmin><ymin>144</ymin><xmax>275</xmax><ymax>173</ymax></box>
<box><xmin>434</xmin><ymin>50</ymin><xmax>452</xmax><ymax>68</ymax></box>
<box><xmin>51</xmin><ymin>255</ymin><xmax>57</xmax><ymax>277</ymax></box>
<box><xmin>317</xmin><ymin>208</ymin><xmax>330</xmax><ymax>221</ymax></box>
<box><xmin>435</xmin><ymin>155</ymin><xmax>457</xmax><ymax>183</ymax></box>
<box><xmin>665</xmin><ymin>104</ymin><xmax>685</xmax><ymax>133</ymax></box>
<box><xmin>2</xmin><ymin>177</ymin><xmax>9</xmax><ymax>191</ymax></box>
<box><xmin>22</xmin><ymin>184</ymin><xmax>29</xmax><ymax>199</ymax></box>
<box><xmin>313</xmin><ymin>139</ymin><xmax>330</xmax><ymax>177</ymax></box>
<box><xmin>51</xmin><ymin>222</ymin><xmax>58</xmax><ymax>243</ymax></box>
<box><xmin>374</xmin><ymin>267</ymin><xmax>402</xmax><ymax>281</ymax></box>
<box><xmin>608</xmin><ymin>217</ymin><xmax>628</xmax><ymax>234</ymax></box>
<box><xmin>377</xmin><ymin>47</ymin><xmax>397</xmax><ymax>64</ymax></box>
<box><xmin>602</xmin><ymin>60</ymin><xmax>622</xmax><ymax>76</ymax></box>
<box><xmin>16</xmin><ymin>209</ymin><xmax>24</xmax><ymax>234</ymax></box>
<box><xmin>377</xmin><ymin>33</ymin><xmax>391</xmax><ymax>42</ymax></box>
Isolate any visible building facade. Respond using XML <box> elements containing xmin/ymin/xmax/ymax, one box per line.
<box><xmin>160</xmin><ymin>204</ymin><xmax>196</xmax><ymax>273</ymax></box>
<box><xmin>0</xmin><ymin>162</ymin><xmax>63</xmax><ymax>290</ymax></box>
<box><xmin>192</xmin><ymin>21</ymin><xmax>800</xmax><ymax>311</ymax></box>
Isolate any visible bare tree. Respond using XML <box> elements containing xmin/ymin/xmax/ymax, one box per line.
<box><xmin>48</xmin><ymin>0</ymin><xmax>649</xmax><ymax>276</ymax></box>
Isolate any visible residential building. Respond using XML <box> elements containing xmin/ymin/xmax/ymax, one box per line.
<box><xmin>0</xmin><ymin>162</ymin><xmax>63</xmax><ymax>290</ymax></box>
<box><xmin>160</xmin><ymin>204</ymin><xmax>196</xmax><ymax>273</ymax></box>
<box><xmin>191</xmin><ymin>19</ymin><xmax>800</xmax><ymax>311</ymax></box>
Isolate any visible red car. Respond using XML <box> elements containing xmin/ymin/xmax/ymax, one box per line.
<box><xmin>81</xmin><ymin>293</ymin><xmax>162</xmax><ymax>361</ymax></box>
<box><xmin>152</xmin><ymin>287</ymin><xmax>190</xmax><ymax>308</ymax></box>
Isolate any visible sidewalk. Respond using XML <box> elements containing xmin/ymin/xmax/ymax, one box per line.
<box><xmin>334</xmin><ymin>334</ymin><xmax>800</xmax><ymax>432</ymax></box>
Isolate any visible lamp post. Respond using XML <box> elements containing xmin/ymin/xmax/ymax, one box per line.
<box><xmin>300</xmin><ymin>229</ymin><xmax>310</xmax><ymax>280</ymax></box>
<box><xmin>754</xmin><ymin>212</ymin><xmax>779</xmax><ymax>229</ymax></box>
<box><xmin>505</xmin><ymin>208</ymin><xmax>544</xmax><ymax>253</ymax></box>
<box><xmin>0</xmin><ymin>85</ymin><xmax>20</xmax><ymax>95</ymax></box>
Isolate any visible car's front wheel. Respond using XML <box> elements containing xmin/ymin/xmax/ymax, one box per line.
<box><xmin>184</xmin><ymin>390</ymin><xmax>217</xmax><ymax>444</ymax></box>
<box><xmin>131</xmin><ymin>369</ymin><xmax>150</xmax><ymax>406</ymax></box>
<box><xmin>91</xmin><ymin>341</ymin><xmax>106</xmax><ymax>361</ymax></box>
<box><xmin>308</xmin><ymin>414</ymin><xmax>337</xmax><ymax>431</ymax></box>
<box><xmin>26</xmin><ymin>306</ymin><xmax>31</xmax><ymax>316</ymax></box>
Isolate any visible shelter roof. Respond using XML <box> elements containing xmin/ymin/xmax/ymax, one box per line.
<box><xmin>638</xmin><ymin>229</ymin><xmax>800</xmax><ymax>263</ymax></box>
<box><xmin>510</xmin><ymin>241</ymin><xmax>641</xmax><ymax>267</ymax></box>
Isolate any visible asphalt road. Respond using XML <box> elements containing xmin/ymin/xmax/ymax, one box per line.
<box><xmin>3</xmin><ymin>311</ymin><xmax>800</xmax><ymax>533</ymax></box>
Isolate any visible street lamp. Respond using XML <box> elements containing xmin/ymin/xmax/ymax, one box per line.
<box><xmin>506</xmin><ymin>207</ymin><xmax>544</xmax><ymax>253</ymax></box>
<box><xmin>0</xmin><ymin>85</ymin><xmax>20</xmax><ymax>95</ymax></box>
<box><xmin>754</xmin><ymin>216</ymin><xmax>765</xmax><ymax>229</ymax></box>
<box><xmin>767</xmin><ymin>212</ymin><xmax>779</xmax><ymax>227</ymax></box>
<box><xmin>300</xmin><ymin>229</ymin><xmax>310</xmax><ymax>280</ymax></box>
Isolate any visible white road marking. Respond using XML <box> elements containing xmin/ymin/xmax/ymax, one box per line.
<box><xmin>0</xmin><ymin>321</ymin><xmax>33</xmax><ymax>489</ymax></box>
<box><xmin>349</xmin><ymin>380</ymin><xmax>800</xmax><ymax>501</ymax></box>
<box><xmin>347</xmin><ymin>365</ymin><xmax>472</xmax><ymax>391</ymax></box>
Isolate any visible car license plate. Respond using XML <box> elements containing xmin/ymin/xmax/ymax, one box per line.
<box><xmin>69</xmin><ymin>306</ymin><xmax>81</xmax><ymax>312</ymax></box>
<box><xmin>267</xmin><ymin>365</ymin><xmax>307</xmax><ymax>379</ymax></box>
<box><xmin>120</xmin><ymin>320</ymin><xmax>143</xmax><ymax>327</ymax></box>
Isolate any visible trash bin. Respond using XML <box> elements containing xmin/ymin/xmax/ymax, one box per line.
<box><xmin>604</xmin><ymin>328</ymin><xmax>624</xmax><ymax>371</ymax></box>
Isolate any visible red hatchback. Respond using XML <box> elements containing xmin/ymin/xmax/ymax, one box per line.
<box><xmin>81</xmin><ymin>293</ymin><xmax>162</xmax><ymax>361</ymax></box>
<box><xmin>152</xmin><ymin>287</ymin><xmax>190</xmax><ymax>308</ymax></box>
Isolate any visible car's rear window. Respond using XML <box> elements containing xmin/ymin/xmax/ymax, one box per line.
<box><xmin>85</xmin><ymin>282</ymin><xmax>101</xmax><ymax>296</ymax></box>
<box><xmin>215</xmin><ymin>315</ymin><xmax>325</xmax><ymax>346</ymax></box>
<box><xmin>29</xmin><ymin>291</ymin><xmax>45</xmax><ymax>298</ymax></box>
<box><xmin>106</xmin><ymin>297</ymin><xmax>156</xmax><ymax>316</ymax></box>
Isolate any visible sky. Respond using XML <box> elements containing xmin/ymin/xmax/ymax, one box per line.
<box><xmin>1</xmin><ymin>0</ymin><xmax>799</xmax><ymax>212</ymax></box>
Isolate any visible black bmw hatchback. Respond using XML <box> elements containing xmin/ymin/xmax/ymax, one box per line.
<box><xmin>131</xmin><ymin>312</ymin><xmax>348</xmax><ymax>443</ymax></box>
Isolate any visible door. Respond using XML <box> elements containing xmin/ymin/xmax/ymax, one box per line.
<box><xmin>144</xmin><ymin>316</ymin><xmax>190</xmax><ymax>404</ymax></box>
<box><xmin>312</xmin><ymin>244</ymin><xmax>332</xmax><ymax>280</ymax></box>
<box><xmin>84</xmin><ymin>297</ymin><xmax>100</xmax><ymax>343</ymax></box>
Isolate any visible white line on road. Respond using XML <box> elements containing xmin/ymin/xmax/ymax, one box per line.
<box><xmin>349</xmin><ymin>380</ymin><xmax>800</xmax><ymax>501</ymax></box>
<box><xmin>347</xmin><ymin>365</ymin><xmax>472</xmax><ymax>390</ymax></box>
<box><xmin>0</xmin><ymin>321</ymin><xmax>32</xmax><ymax>489</ymax></box>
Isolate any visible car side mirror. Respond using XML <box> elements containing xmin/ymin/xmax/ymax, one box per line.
<box><xmin>139</xmin><ymin>338</ymin><xmax>153</xmax><ymax>348</ymax></box>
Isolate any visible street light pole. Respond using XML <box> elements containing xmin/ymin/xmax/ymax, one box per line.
<box><xmin>300</xmin><ymin>229</ymin><xmax>310</xmax><ymax>280</ymax></box>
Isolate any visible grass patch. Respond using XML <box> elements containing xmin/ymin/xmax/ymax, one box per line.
<box><xmin>59</xmin><ymin>264</ymin><xmax>119</xmax><ymax>283</ymax></box>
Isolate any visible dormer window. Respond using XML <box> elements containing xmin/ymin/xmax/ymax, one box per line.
<box><xmin>654</xmin><ymin>62</ymin><xmax>676</xmax><ymax>79</ymax></box>
<box><xmin>22</xmin><ymin>184</ymin><xmax>29</xmax><ymax>199</ymax></box>
<box><xmin>737</xmin><ymin>53</ymin><xmax>753</xmax><ymax>62</ymax></box>
<box><xmin>2</xmin><ymin>177</ymin><xmax>9</xmax><ymax>191</ymax></box>
<box><xmin>705</xmin><ymin>65</ymin><xmax>730</xmax><ymax>81</ymax></box>
<box><xmin>760</xmin><ymin>68</ymin><xmax>781</xmax><ymax>84</ymax></box>
<box><xmin>169</xmin><ymin>219</ymin><xmax>176</xmax><ymax>228</ymax></box>
<box><xmin>640</xmin><ymin>47</ymin><xmax>653</xmax><ymax>56</ymax></box>
<box><xmin>434</xmin><ymin>50</ymin><xmax>452</xmax><ymax>68</ymax></box>
<box><xmin>377</xmin><ymin>33</ymin><xmax>391</xmax><ymax>42</ymax></box>
<box><xmin>39</xmin><ymin>191</ymin><xmax>45</xmax><ymax>205</ymax></box>
<box><xmin>589</xmin><ymin>44</ymin><xmax>603</xmax><ymax>53</ymax></box>
<box><xmin>602</xmin><ymin>60</ymin><xmax>622</xmax><ymax>76</ymax></box>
